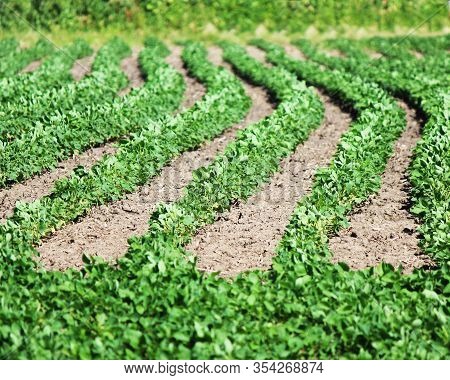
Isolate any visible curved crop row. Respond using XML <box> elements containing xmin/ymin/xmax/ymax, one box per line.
<box><xmin>0</xmin><ymin>38</ymin><xmax>135</xmax><ymax>185</ymax></box>
<box><xmin>295</xmin><ymin>39</ymin><xmax>449</xmax><ymax>262</ymax></box>
<box><xmin>361</xmin><ymin>37</ymin><xmax>449</xmax><ymax>80</ymax></box>
<box><xmin>359</xmin><ymin>36</ymin><xmax>415</xmax><ymax>59</ymax></box>
<box><xmin>0</xmin><ymin>40</ymin><xmax>248</xmax><ymax>258</ymax></box>
<box><xmin>0</xmin><ymin>41</ymin><xmax>324</xmax><ymax>359</ymax></box>
<box><xmin>0</xmin><ymin>38</ymin><xmax>130</xmax><ymax>143</ymax></box>
<box><xmin>135</xmin><ymin>41</ymin><xmax>324</xmax><ymax>248</ymax></box>
<box><xmin>361</xmin><ymin>34</ymin><xmax>449</xmax><ymax>56</ymax></box>
<box><xmin>0</xmin><ymin>40</ymin><xmax>448</xmax><ymax>359</ymax></box>
<box><xmin>0</xmin><ymin>39</ymin><xmax>53</xmax><ymax>79</ymax></box>
<box><xmin>253</xmin><ymin>40</ymin><xmax>404</xmax><ymax>257</ymax></box>
<box><xmin>306</xmin><ymin>38</ymin><xmax>449</xmax><ymax>88</ymax></box>
<box><xmin>0</xmin><ymin>39</ymin><xmax>92</xmax><ymax>104</ymax></box>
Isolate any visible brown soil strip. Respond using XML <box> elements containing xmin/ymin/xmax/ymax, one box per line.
<box><xmin>37</xmin><ymin>46</ymin><xmax>272</xmax><ymax>271</ymax></box>
<box><xmin>71</xmin><ymin>55</ymin><xmax>95</xmax><ymax>81</ymax></box>
<box><xmin>329</xmin><ymin>101</ymin><xmax>434</xmax><ymax>273</ymax></box>
<box><xmin>118</xmin><ymin>48</ymin><xmax>145</xmax><ymax>96</ymax></box>
<box><xmin>20</xmin><ymin>60</ymin><xmax>42</xmax><ymax>73</ymax></box>
<box><xmin>186</xmin><ymin>92</ymin><xmax>351</xmax><ymax>277</ymax></box>
<box><xmin>411</xmin><ymin>50</ymin><xmax>424</xmax><ymax>59</ymax></box>
<box><xmin>166</xmin><ymin>45</ymin><xmax>206</xmax><ymax>109</ymax></box>
<box><xmin>0</xmin><ymin>144</ymin><xmax>117</xmax><ymax>224</ymax></box>
<box><xmin>325</xmin><ymin>49</ymin><xmax>344</xmax><ymax>57</ymax></box>
<box><xmin>246</xmin><ymin>45</ymin><xmax>269</xmax><ymax>63</ymax></box>
<box><xmin>284</xmin><ymin>44</ymin><xmax>307</xmax><ymax>60</ymax></box>
<box><xmin>283</xmin><ymin>43</ymin><xmax>329</xmax><ymax>71</ymax></box>
<box><xmin>366</xmin><ymin>49</ymin><xmax>383</xmax><ymax>59</ymax></box>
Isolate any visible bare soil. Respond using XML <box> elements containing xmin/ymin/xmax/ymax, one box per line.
<box><xmin>0</xmin><ymin>144</ymin><xmax>117</xmax><ymax>223</ymax></box>
<box><xmin>71</xmin><ymin>55</ymin><xmax>95</xmax><ymax>81</ymax></box>
<box><xmin>118</xmin><ymin>48</ymin><xmax>145</xmax><ymax>96</ymax></box>
<box><xmin>186</xmin><ymin>92</ymin><xmax>351</xmax><ymax>276</ymax></box>
<box><xmin>284</xmin><ymin>45</ymin><xmax>307</xmax><ymax>60</ymax></box>
<box><xmin>366</xmin><ymin>50</ymin><xmax>383</xmax><ymax>59</ymax></box>
<box><xmin>325</xmin><ymin>49</ymin><xmax>344</xmax><ymax>57</ymax></box>
<box><xmin>329</xmin><ymin>101</ymin><xmax>434</xmax><ymax>273</ymax></box>
<box><xmin>166</xmin><ymin>46</ymin><xmax>206</xmax><ymax>109</ymax></box>
<box><xmin>37</xmin><ymin>46</ymin><xmax>274</xmax><ymax>270</ymax></box>
<box><xmin>283</xmin><ymin>43</ymin><xmax>329</xmax><ymax>71</ymax></box>
<box><xmin>246</xmin><ymin>45</ymin><xmax>269</xmax><ymax>63</ymax></box>
<box><xmin>20</xmin><ymin>60</ymin><xmax>42</xmax><ymax>73</ymax></box>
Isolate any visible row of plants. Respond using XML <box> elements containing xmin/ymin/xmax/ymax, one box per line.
<box><xmin>357</xmin><ymin>37</ymin><xmax>449</xmax><ymax>81</ymax></box>
<box><xmin>0</xmin><ymin>39</ymin><xmax>53</xmax><ymax>79</ymax></box>
<box><xmin>252</xmin><ymin>40</ymin><xmax>405</xmax><ymax>256</ymax></box>
<box><xmin>294</xmin><ymin>38</ymin><xmax>449</xmax><ymax>263</ymax></box>
<box><xmin>257</xmin><ymin>40</ymin><xmax>448</xmax><ymax>356</ymax></box>
<box><xmin>0</xmin><ymin>39</ymin><xmax>92</xmax><ymax>105</ymax></box>
<box><xmin>0</xmin><ymin>39</ymin><xmax>320</xmax><ymax>358</ymax></box>
<box><xmin>0</xmin><ymin>39</ymin><xmax>448</xmax><ymax>359</ymax></box>
<box><xmin>82</xmin><ymin>41</ymin><xmax>449</xmax><ymax>358</ymax></box>
<box><xmin>305</xmin><ymin>37</ymin><xmax>448</xmax><ymax>85</ymax></box>
<box><xmin>362</xmin><ymin>34</ymin><xmax>449</xmax><ymax>56</ymax></box>
<box><xmin>112</xmin><ymin>41</ymin><xmax>448</xmax><ymax>358</ymax></box>
<box><xmin>405</xmin><ymin>34</ymin><xmax>450</xmax><ymax>55</ymax></box>
<box><xmin>357</xmin><ymin>36</ymin><xmax>417</xmax><ymax>59</ymax></box>
<box><xmin>253</xmin><ymin>40</ymin><xmax>407</xmax><ymax>266</ymax></box>
<box><xmin>0</xmin><ymin>37</ymin><xmax>130</xmax><ymax>144</ymax></box>
<box><xmin>136</xmin><ymin>40</ymin><xmax>324</xmax><ymax>249</ymax></box>
<box><xmin>0</xmin><ymin>38</ymin><xmax>134</xmax><ymax>185</ymax></box>
<box><xmin>1</xmin><ymin>40</ymin><xmax>249</xmax><ymax>258</ymax></box>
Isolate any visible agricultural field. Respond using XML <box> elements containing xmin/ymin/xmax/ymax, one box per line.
<box><xmin>0</xmin><ymin>31</ymin><xmax>449</xmax><ymax>360</ymax></box>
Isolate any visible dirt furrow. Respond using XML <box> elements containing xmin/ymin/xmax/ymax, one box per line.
<box><xmin>246</xmin><ymin>45</ymin><xmax>269</xmax><ymax>63</ymax></box>
<box><xmin>20</xmin><ymin>60</ymin><xmax>42</xmax><ymax>73</ymax></box>
<box><xmin>37</xmin><ymin>46</ymin><xmax>273</xmax><ymax>270</ymax></box>
<box><xmin>329</xmin><ymin>101</ymin><xmax>433</xmax><ymax>273</ymax></box>
<box><xmin>0</xmin><ymin>144</ymin><xmax>117</xmax><ymax>223</ymax></box>
<box><xmin>366</xmin><ymin>50</ymin><xmax>383</xmax><ymax>59</ymax></box>
<box><xmin>71</xmin><ymin>54</ymin><xmax>95</xmax><ymax>81</ymax></box>
<box><xmin>1</xmin><ymin>47</ymin><xmax>205</xmax><ymax>228</ymax></box>
<box><xmin>118</xmin><ymin>48</ymin><xmax>145</xmax><ymax>96</ymax></box>
<box><xmin>185</xmin><ymin>45</ymin><xmax>351</xmax><ymax>277</ymax></box>
<box><xmin>166</xmin><ymin>45</ymin><xmax>206</xmax><ymax>109</ymax></box>
<box><xmin>186</xmin><ymin>92</ymin><xmax>351</xmax><ymax>277</ymax></box>
<box><xmin>325</xmin><ymin>49</ymin><xmax>344</xmax><ymax>57</ymax></box>
<box><xmin>284</xmin><ymin>44</ymin><xmax>307</xmax><ymax>60</ymax></box>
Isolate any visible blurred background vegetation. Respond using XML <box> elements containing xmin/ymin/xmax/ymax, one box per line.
<box><xmin>1</xmin><ymin>0</ymin><xmax>448</xmax><ymax>34</ymax></box>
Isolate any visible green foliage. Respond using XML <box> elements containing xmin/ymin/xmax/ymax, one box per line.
<box><xmin>0</xmin><ymin>1</ymin><xmax>447</xmax><ymax>32</ymax></box>
<box><xmin>0</xmin><ymin>37</ymin><xmax>19</xmax><ymax>56</ymax></box>
<box><xmin>0</xmin><ymin>38</ymin><xmax>127</xmax><ymax>144</ymax></box>
<box><xmin>361</xmin><ymin>34</ymin><xmax>450</xmax><ymax>56</ymax></box>
<box><xmin>144</xmin><ymin>40</ymin><xmax>323</xmax><ymax>247</ymax></box>
<box><xmin>1</xmin><ymin>39</ymin><xmax>248</xmax><ymax>249</ymax></box>
<box><xmin>0</xmin><ymin>39</ymin><xmax>53</xmax><ymax>79</ymax></box>
<box><xmin>0</xmin><ymin>39</ymin><xmax>91</xmax><ymax>105</ymax></box>
<box><xmin>0</xmin><ymin>38</ymin><xmax>132</xmax><ymax>185</ymax></box>
<box><xmin>293</xmin><ymin>37</ymin><xmax>450</xmax><ymax>262</ymax></box>
<box><xmin>0</xmin><ymin>35</ymin><xmax>448</xmax><ymax>359</ymax></box>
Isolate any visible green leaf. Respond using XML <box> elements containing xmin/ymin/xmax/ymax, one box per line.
<box><xmin>295</xmin><ymin>275</ymin><xmax>311</xmax><ymax>288</ymax></box>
